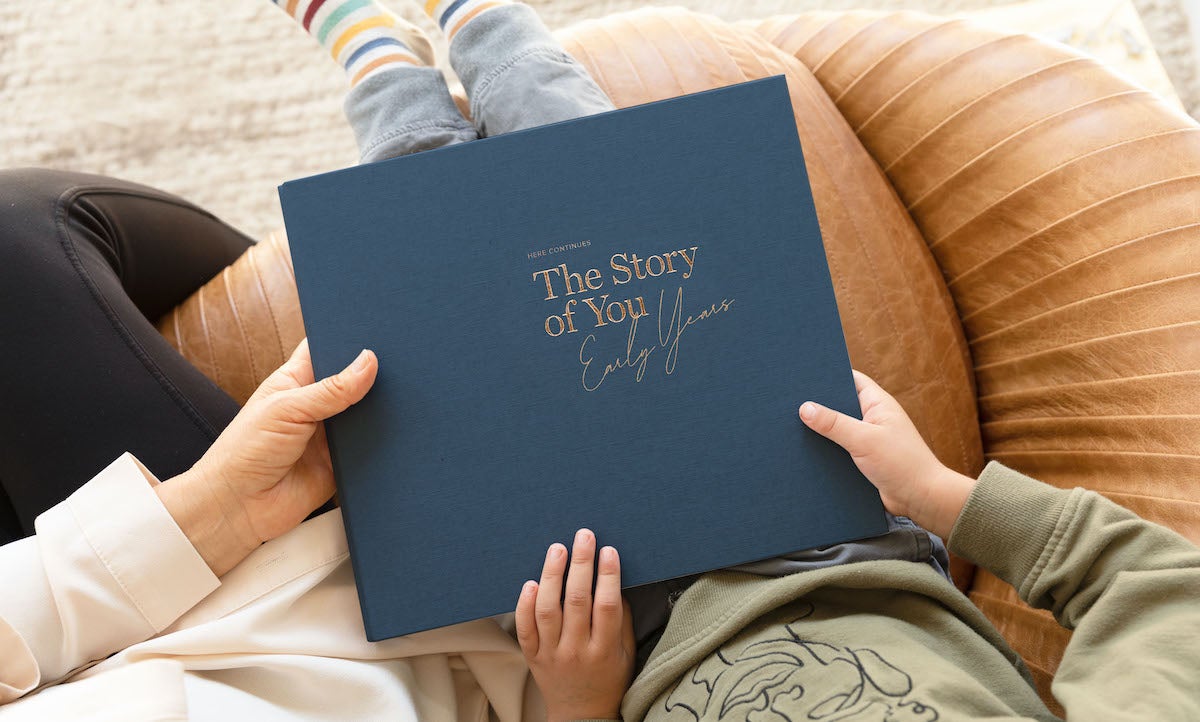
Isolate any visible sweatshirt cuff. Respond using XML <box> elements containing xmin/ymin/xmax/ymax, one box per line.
<box><xmin>40</xmin><ymin>453</ymin><xmax>220</xmax><ymax>631</ymax></box>
<box><xmin>946</xmin><ymin>460</ymin><xmax>1073</xmax><ymax>588</ymax></box>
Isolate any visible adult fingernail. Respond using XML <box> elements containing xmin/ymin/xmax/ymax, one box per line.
<box><xmin>575</xmin><ymin>528</ymin><xmax>592</xmax><ymax>545</ymax></box>
<box><xmin>600</xmin><ymin>546</ymin><xmax>616</xmax><ymax>563</ymax></box>
<box><xmin>799</xmin><ymin>402</ymin><xmax>816</xmax><ymax>421</ymax></box>
<box><xmin>351</xmin><ymin>349</ymin><xmax>372</xmax><ymax>373</ymax></box>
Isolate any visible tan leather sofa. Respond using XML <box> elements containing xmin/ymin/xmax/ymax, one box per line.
<box><xmin>155</xmin><ymin>9</ymin><xmax>1200</xmax><ymax>714</ymax></box>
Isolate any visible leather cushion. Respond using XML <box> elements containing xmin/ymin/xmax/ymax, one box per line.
<box><xmin>754</xmin><ymin>11</ymin><xmax>1200</xmax><ymax>713</ymax></box>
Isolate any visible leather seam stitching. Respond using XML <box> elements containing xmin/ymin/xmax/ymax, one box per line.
<box><xmin>883</xmin><ymin>56</ymin><xmax>1087</xmax><ymax>174</ymax></box>
<box><xmin>936</xmin><ymin>126</ymin><xmax>1196</xmax><ymax>265</ymax></box>
<box><xmin>912</xmin><ymin>88</ymin><xmax>1144</xmax><ymax>215</ymax></box>
<box><xmin>973</xmin><ymin>320</ymin><xmax>1199</xmax><ymax>374</ymax></box>
<box><xmin>967</xmin><ymin>270</ymin><xmax>1200</xmax><ymax>347</ymax></box>
<box><xmin>961</xmin><ymin>220</ymin><xmax>1200</xmax><ymax>325</ymax></box>
<box><xmin>248</xmin><ymin>247</ymin><xmax>288</xmax><ymax>366</ymax></box>
<box><xmin>198</xmin><ymin>283</ymin><xmax>223</xmax><ymax>389</ymax></box>
<box><xmin>854</xmin><ymin>33</ymin><xmax>1026</xmax><ymax>134</ymax></box>
<box><xmin>833</xmin><ymin>19</ymin><xmax>963</xmax><ymax>105</ymax></box>
<box><xmin>222</xmin><ymin>266</ymin><xmax>259</xmax><ymax>386</ymax></box>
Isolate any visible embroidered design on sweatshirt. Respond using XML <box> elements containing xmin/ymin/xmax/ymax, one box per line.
<box><xmin>663</xmin><ymin>604</ymin><xmax>939</xmax><ymax>721</ymax></box>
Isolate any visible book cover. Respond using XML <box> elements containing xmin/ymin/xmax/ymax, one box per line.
<box><xmin>279</xmin><ymin>75</ymin><xmax>887</xmax><ymax>641</ymax></box>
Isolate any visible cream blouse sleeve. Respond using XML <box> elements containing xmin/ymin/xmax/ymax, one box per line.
<box><xmin>0</xmin><ymin>453</ymin><xmax>219</xmax><ymax>703</ymax></box>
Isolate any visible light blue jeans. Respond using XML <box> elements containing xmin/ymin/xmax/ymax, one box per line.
<box><xmin>343</xmin><ymin>3</ymin><xmax>614</xmax><ymax>164</ymax></box>
<box><xmin>335</xmin><ymin>1</ymin><xmax>952</xmax><ymax>651</ymax></box>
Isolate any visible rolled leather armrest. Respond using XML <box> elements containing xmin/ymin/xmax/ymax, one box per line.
<box><xmin>752</xmin><ymin>12</ymin><xmax>1200</xmax><ymax>711</ymax></box>
<box><xmin>157</xmin><ymin>229</ymin><xmax>306</xmax><ymax>406</ymax></box>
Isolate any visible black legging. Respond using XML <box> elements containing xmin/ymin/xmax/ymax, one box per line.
<box><xmin>0</xmin><ymin>168</ymin><xmax>253</xmax><ymax>544</ymax></box>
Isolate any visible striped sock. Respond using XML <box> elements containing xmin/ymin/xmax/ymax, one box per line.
<box><xmin>424</xmin><ymin>0</ymin><xmax>513</xmax><ymax>44</ymax></box>
<box><xmin>272</xmin><ymin>0</ymin><xmax>432</xmax><ymax>86</ymax></box>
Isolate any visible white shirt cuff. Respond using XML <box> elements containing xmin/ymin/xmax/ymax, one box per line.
<box><xmin>41</xmin><ymin>452</ymin><xmax>221</xmax><ymax>632</ymax></box>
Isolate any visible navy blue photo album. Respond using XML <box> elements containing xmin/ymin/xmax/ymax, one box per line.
<box><xmin>278</xmin><ymin>75</ymin><xmax>887</xmax><ymax>641</ymax></box>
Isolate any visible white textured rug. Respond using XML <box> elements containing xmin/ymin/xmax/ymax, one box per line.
<box><xmin>0</xmin><ymin>0</ymin><xmax>1193</xmax><ymax>238</ymax></box>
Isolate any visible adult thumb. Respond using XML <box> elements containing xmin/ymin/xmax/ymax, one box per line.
<box><xmin>799</xmin><ymin>401</ymin><xmax>870</xmax><ymax>454</ymax></box>
<box><xmin>280</xmin><ymin>349</ymin><xmax>378</xmax><ymax>423</ymax></box>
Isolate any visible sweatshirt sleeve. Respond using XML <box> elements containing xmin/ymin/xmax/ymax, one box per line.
<box><xmin>948</xmin><ymin>461</ymin><xmax>1200</xmax><ymax>719</ymax></box>
<box><xmin>0</xmin><ymin>453</ymin><xmax>220</xmax><ymax>704</ymax></box>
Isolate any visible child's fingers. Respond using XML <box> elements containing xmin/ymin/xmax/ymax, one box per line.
<box><xmin>799</xmin><ymin>400</ymin><xmax>874</xmax><ymax>455</ymax></box>
<box><xmin>590</xmin><ymin>545</ymin><xmax>624</xmax><ymax>645</ymax></box>
<box><xmin>535</xmin><ymin>543</ymin><xmax>567</xmax><ymax>648</ymax></box>
<box><xmin>562</xmin><ymin>529</ymin><xmax>596</xmax><ymax>643</ymax></box>
<box><xmin>850</xmin><ymin>368</ymin><xmax>875</xmax><ymax>393</ymax></box>
<box><xmin>850</xmin><ymin>368</ymin><xmax>896</xmax><ymax>418</ymax></box>
<box><xmin>514</xmin><ymin>580</ymin><xmax>540</xmax><ymax>657</ymax></box>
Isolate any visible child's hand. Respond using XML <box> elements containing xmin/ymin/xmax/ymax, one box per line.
<box><xmin>515</xmin><ymin>529</ymin><xmax>635</xmax><ymax>722</ymax></box>
<box><xmin>799</xmin><ymin>369</ymin><xmax>976</xmax><ymax>540</ymax></box>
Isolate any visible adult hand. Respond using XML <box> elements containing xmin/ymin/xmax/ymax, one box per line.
<box><xmin>799</xmin><ymin>369</ymin><xmax>976</xmax><ymax>540</ymax></box>
<box><xmin>156</xmin><ymin>339</ymin><xmax>377</xmax><ymax>576</ymax></box>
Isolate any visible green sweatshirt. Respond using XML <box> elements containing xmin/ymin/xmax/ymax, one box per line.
<box><xmin>616</xmin><ymin>462</ymin><xmax>1200</xmax><ymax>721</ymax></box>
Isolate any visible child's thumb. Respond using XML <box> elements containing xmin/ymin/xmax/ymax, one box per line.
<box><xmin>799</xmin><ymin>401</ymin><xmax>870</xmax><ymax>454</ymax></box>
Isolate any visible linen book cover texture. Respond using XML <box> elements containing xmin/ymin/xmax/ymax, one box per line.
<box><xmin>279</xmin><ymin>75</ymin><xmax>887</xmax><ymax>641</ymax></box>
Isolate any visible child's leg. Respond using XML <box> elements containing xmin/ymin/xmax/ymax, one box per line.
<box><xmin>344</xmin><ymin>64</ymin><xmax>478</xmax><ymax>163</ymax></box>
<box><xmin>425</xmin><ymin>2</ymin><xmax>615</xmax><ymax>136</ymax></box>
<box><xmin>270</xmin><ymin>0</ymin><xmax>478</xmax><ymax>163</ymax></box>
